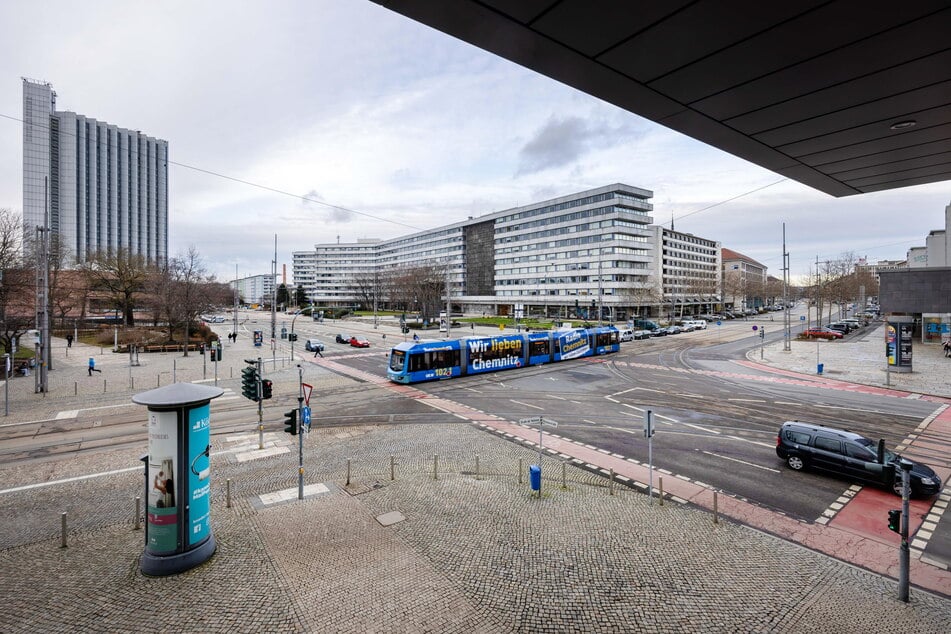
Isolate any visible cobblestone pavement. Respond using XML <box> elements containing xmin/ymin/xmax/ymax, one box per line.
<box><xmin>3</xmin><ymin>318</ymin><xmax>951</xmax><ymax>632</ymax></box>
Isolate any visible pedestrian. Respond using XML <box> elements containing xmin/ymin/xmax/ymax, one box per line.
<box><xmin>944</xmin><ymin>339</ymin><xmax>951</xmax><ymax>357</ymax></box>
<box><xmin>232</xmin><ymin>332</ymin><xmax>238</xmax><ymax>342</ymax></box>
<box><xmin>314</xmin><ymin>347</ymin><xmax>323</xmax><ymax>358</ymax></box>
<box><xmin>66</xmin><ymin>333</ymin><xmax>73</xmax><ymax>348</ymax></box>
<box><xmin>413</xmin><ymin>333</ymin><xmax>419</xmax><ymax>342</ymax></box>
<box><xmin>88</xmin><ymin>357</ymin><xmax>101</xmax><ymax>375</ymax></box>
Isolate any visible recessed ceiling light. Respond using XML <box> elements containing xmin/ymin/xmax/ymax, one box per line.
<box><xmin>890</xmin><ymin>120</ymin><xmax>916</xmax><ymax>130</ymax></box>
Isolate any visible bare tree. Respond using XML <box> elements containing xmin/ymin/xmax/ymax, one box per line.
<box><xmin>167</xmin><ymin>246</ymin><xmax>216</xmax><ymax>356</ymax></box>
<box><xmin>0</xmin><ymin>209</ymin><xmax>34</xmax><ymax>357</ymax></box>
<box><xmin>81</xmin><ymin>248</ymin><xmax>150</xmax><ymax>325</ymax></box>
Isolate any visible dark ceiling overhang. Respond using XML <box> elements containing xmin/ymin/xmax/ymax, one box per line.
<box><xmin>373</xmin><ymin>1</ymin><xmax>951</xmax><ymax>197</ymax></box>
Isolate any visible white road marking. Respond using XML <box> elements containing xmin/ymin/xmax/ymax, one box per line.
<box><xmin>510</xmin><ymin>399</ymin><xmax>544</xmax><ymax>410</ymax></box>
<box><xmin>727</xmin><ymin>435</ymin><xmax>776</xmax><ymax>448</ymax></box>
<box><xmin>682</xmin><ymin>422</ymin><xmax>720</xmax><ymax>435</ymax></box>
<box><xmin>700</xmin><ymin>450</ymin><xmax>780</xmax><ymax>473</ymax></box>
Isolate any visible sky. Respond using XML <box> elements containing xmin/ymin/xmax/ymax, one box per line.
<box><xmin>1</xmin><ymin>0</ymin><xmax>949</xmax><ymax>285</ymax></box>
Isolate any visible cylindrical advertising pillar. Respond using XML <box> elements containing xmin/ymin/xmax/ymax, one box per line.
<box><xmin>133</xmin><ymin>383</ymin><xmax>224</xmax><ymax>576</ymax></box>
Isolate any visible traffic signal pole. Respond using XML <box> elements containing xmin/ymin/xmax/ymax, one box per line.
<box><xmin>898</xmin><ymin>460</ymin><xmax>912</xmax><ymax>602</ymax></box>
<box><xmin>257</xmin><ymin>357</ymin><xmax>264</xmax><ymax>450</ymax></box>
<box><xmin>297</xmin><ymin>365</ymin><xmax>304</xmax><ymax>500</ymax></box>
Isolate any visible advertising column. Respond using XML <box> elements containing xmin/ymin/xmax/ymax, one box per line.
<box><xmin>134</xmin><ymin>383</ymin><xmax>223</xmax><ymax>576</ymax></box>
<box><xmin>885</xmin><ymin>315</ymin><xmax>914</xmax><ymax>373</ymax></box>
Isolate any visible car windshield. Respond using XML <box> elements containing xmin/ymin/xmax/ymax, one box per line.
<box><xmin>855</xmin><ymin>437</ymin><xmax>896</xmax><ymax>462</ymax></box>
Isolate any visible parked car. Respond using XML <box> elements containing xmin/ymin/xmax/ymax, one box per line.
<box><xmin>335</xmin><ymin>334</ymin><xmax>351</xmax><ymax>344</ymax></box>
<box><xmin>802</xmin><ymin>327</ymin><xmax>843</xmax><ymax>340</ymax></box>
<box><xmin>664</xmin><ymin>325</ymin><xmax>683</xmax><ymax>335</ymax></box>
<box><xmin>349</xmin><ymin>336</ymin><xmax>370</xmax><ymax>348</ymax></box>
<box><xmin>620</xmin><ymin>329</ymin><xmax>635</xmax><ymax>342</ymax></box>
<box><xmin>829</xmin><ymin>321</ymin><xmax>856</xmax><ymax>333</ymax></box>
<box><xmin>650</xmin><ymin>328</ymin><xmax>668</xmax><ymax>337</ymax></box>
<box><xmin>684</xmin><ymin>319</ymin><xmax>707</xmax><ymax>330</ymax></box>
<box><xmin>826</xmin><ymin>323</ymin><xmax>850</xmax><ymax>335</ymax></box>
<box><xmin>632</xmin><ymin>330</ymin><xmax>652</xmax><ymax>340</ymax></box>
<box><xmin>776</xmin><ymin>421</ymin><xmax>941</xmax><ymax>497</ymax></box>
<box><xmin>304</xmin><ymin>338</ymin><xmax>325</xmax><ymax>352</ymax></box>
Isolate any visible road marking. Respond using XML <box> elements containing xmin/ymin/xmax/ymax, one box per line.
<box><xmin>676</xmin><ymin>393</ymin><xmax>706</xmax><ymax>399</ymax></box>
<box><xmin>727</xmin><ymin>398</ymin><xmax>765</xmax><ymax>403</ymax></box>
<box><xmin>700</xmin><ymin>450</ymin><xmax>779</xmax><ymax>473</ymax></box>
<box><xmin>608</xmin><ymin>387</ymin><xmax>640</xmax><ymax>398</ymax></box>
<box><xmin>774</xmin><ymin>401</ymin><xmax>799</xmax><ymax>405</ymax></box>
<box><xmin>549</xmin><ymin>395</ymin><xmax>566</xmax><ymax>400</ymax></box>
<box><xmin>682</xmin><ymin>422</ymin><xmax>720</xmax><ymax>435</ymax></box>
<box><xmin>56</xmin><ymin>410</ymin><xmax>79</xmax><ymax>419</ymax></box>
<box><xmin>622</xmin><ymin>403</ymin><xmax>644</xmax><ymax>411</ymax></box>
<box><xmin>510</xmin><ymin>399</ymin><xmax>544</xmax><ymax>410</ymax></box>
<box><xmin>0</xmin><ymin>466</ymin><xmax>141</xmax><ymax>495</ymax></box>
<box><xmin>582</xmin><ymin>419</ymin><xmax>599</xmax><ymax>425</ymax></box>
<box><xmin>726</xmin><ymin>435</ymin><xmax>775</xmax><ymax>448</ymax></box>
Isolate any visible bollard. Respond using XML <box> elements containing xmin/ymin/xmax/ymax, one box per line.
<box><xmin>61</xmin><ymin>512</ymin><xmax>67</xmax><ymax>548</ymax></box>
<box><xmin>433</xmin><ymin>454</ymin><xmax>438</xmax><ymax>480</ymax></box>
<box><xmin>230</xmin><ymin>367</ymin><xmax>233</xmax><ymax>379</ymax></box>
<box><xmin>134</xmin><ymin>497</ymin><xmax>141</xmax><ymax>530</ymax></box>
<box><xmin>518</xmin><ymin>458</ymin><xmax>523</xmax><ymax>484</ymax></box>
<box><xmin>659</xmin><ymin>476</ymin><xmax>664</xmax><ymax>506</ymax></box>
<box><xmin>103</xmin><ymin>379</ymin><xmax>107</xmax><ymax>393</ymax></box>
<box><xmin>226</xmin><ymin>479</ymin><xmax>232</xmax><ymax>509</ymax></box>
<box><xmin>561</xmin><ymin>462</ymin><xmax>567</xmax><ymax>490</ymax></box>
<box><xmin>713</xmin><ymin>491</ymin><xmax>719</xmax><ymax>524</ymax></box>
<box><xmin>131</xmin><ymin>377</ymin><xmax>134</xmax><ymax>390</ymax></box>
<box><xmin>609</xmin><ymin>469</ymin><xmax>615</xmax><ymax>496</ymax></box>
<box><xmin>74</xmin><ymin>381</ymin><xmax>77</xmax><ymax>396</ymax></box>
<box><xmin>475</xmin><ymin>455</ymin><xmax>480</xmax><ymax>481</ymax></box>
<box><xmin>157</xmin><ymin>374</ymin><xmax>160</xmax><ymax>388</ymax></box>
<box><xmin>389</xmin><ymin>455</ymin><xmax>395</xmax><ymax>481</ymax></box>
<box><xmin>346</xmin><ymin>459</ymin><xmax>351</xmax><ymax>486</ymax></box>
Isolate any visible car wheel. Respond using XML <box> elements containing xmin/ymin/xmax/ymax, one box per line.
<box><xmin>786</xmin><ymin>455</ymin><xmax>805</xmax><ymax>471</ymax></box>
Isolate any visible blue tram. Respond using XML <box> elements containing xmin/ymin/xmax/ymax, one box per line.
<box><xmin>387</xmin><ymin>326</ymin><xmax>619</xmax><ymax>384</ymax></box>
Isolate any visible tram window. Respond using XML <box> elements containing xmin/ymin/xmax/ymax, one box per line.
<box><xmin>389</xmin><ymin>350</ymin><xmax>406</xmax><ymax>372</ymax></box>
<box><xmin>409</xmin><ymin>350</ymin><xmax>460</xmax><ymax>372</ymax></box>
<box><xmin>529</xmin><ymin>339</ymin><xmax>549</xmax><ymax>356</ymax></box>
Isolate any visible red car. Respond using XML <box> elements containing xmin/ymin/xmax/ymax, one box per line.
<box><xmin>349</xmin><ymin>337</ymin><xmax>370</xmax><ymax>348</ymax></box>
<box><xmin>802</xmin><ymin>327</ymin><xmax>843</xmax><ymax>340</ymax></box>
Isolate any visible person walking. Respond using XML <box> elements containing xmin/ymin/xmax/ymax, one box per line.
<box><xmin>88</xmin><ymin>357</ymin><xmax>101</xmax><ymax>376</ymax></box>
<box><xmin>66</xmin><ymin>334</ymin><xmax>73</xmax><ymax>348</ymax></box>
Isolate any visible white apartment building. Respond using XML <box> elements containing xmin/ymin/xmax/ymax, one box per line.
<box><xmin>650</xmin><ymin>226</ymin><xmax>721</xmax><ymax>318</ymax></box>
<box><xmin>232</xmin><ymin>274</ymin><xmax>275</xmax><ymax>306</ymax></box>
<box><xmin>721</xmin><ymin>248</ymin><xmax>768</xmax><ymax>312</ymax></box>
<box><xmin>22</xmin><ymin>78</ymin><xmax>168</xmax><ymax>264</ymax></box>
<box><xmin>293</xmin><ymin>184</ymin><xmax>726</xmax><ymax>320</ymax></box>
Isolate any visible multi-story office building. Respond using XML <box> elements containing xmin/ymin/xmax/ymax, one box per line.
<box><xmin>650</xmin><ymin>226</ymin><xmax>721</xmax><ymax>318</ymax></box>
<box><xmin>22</xmin><ymin>78</ymin><xmax>168</xmax><ymax>264</ymax></box>
<box><xmin>721</xmin><ymin>248</ymin><xmax>767</xmax><ymax>312</ymax></box>
<box><xmin>232</xmin><ymin>274</ymin><xmax>275</xmax><ymax>306</ymax></box>
<box><xmin>293</xmin><ymin>184</ymin><xmax>710</xmax><ymax>320</ymax></box>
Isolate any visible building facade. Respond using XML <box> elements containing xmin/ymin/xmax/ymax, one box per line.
<box><xmin>293</xmin><ymin>184</ymin><xmax>730</xmax><ymax>320</ymax></box>
<box><xmin>232</xmin><ymin>274</ymin><xmax>275</xmax><ymax>306</ymax></box>
<box><xmin>721</xmin><ymin>248</ymin><xmax>767</xmax><ymax>312</ymax></box>
<box><xmin>650</xmin><ymin>226</ymin><xmax>721</xmax><ymax>318</ymax></box>
<box><xmin>22</xmin><ymin>78</ymin><xmax>168</xmax><ymax>264</ymax></box>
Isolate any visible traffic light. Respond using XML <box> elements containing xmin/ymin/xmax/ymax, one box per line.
<box><xmin>241</xmin><ymin>365</ymin><xmax>259</xmax><ymax>401</ymax></box>
<box><xmin>261</xmin><ymin>379</ymin><xmax>273</xmax><ymax>400</ymax></box>
<box><xmin>288</xmin><ymin>333</ymin><xmax>298</xmax><ymax>342</ymax></box>
<box><xmin>888</xmin><ymin>509</ymin><xmax>902</xmax><ymax>533</ymax></box>
<box><xmin>283</xmin><ymin>409</ymin><xmax>298</xmax><ymax>435</ymax></box>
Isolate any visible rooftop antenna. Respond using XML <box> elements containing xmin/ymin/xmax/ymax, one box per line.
<box><xmin>337</xmin><ymin>235</ymin><xmax>340</xmax><ymax>244</ymax></box>
<box><xmin>671</xmin><ymin>211</ymin><xmax>675</xmax><ymax>232</ymax></box>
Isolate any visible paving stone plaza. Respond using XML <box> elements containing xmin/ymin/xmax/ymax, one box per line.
<box><xmin>2</xmin><ymin>323</ymin><xmax>951</xmax><ymax>632</ymax></box>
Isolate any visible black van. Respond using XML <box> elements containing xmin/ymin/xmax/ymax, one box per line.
<box><xmin>776</xmin><ymin>421</ymin><xmax>941</xmax><ymax>497</ymax></box>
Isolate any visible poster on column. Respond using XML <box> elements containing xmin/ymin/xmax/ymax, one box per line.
<box><xmin>147</xmin><ymin>410</ymin><xmax>178</xmax><ymax>554</ymax></box>
<box><xmin>187</xmin><ymin>403</ymin><xmax>211</xmax><ymax>546</ymax></box>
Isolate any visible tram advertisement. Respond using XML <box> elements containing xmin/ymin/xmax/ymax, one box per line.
<box><xmin>557</xmin><ymin>328</ymin><xmax>590</xmax><ymax>360</ymax></box>
<box><xmin>466</xmin><ymin>335</ymin><xmax>523</xmax><ymax>373</ymax></box>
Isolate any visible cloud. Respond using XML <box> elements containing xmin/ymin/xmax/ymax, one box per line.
<box><xmin>516</xmin><ymin>115</ymin><xmax>637</xmax><ymax>175</ymax></box>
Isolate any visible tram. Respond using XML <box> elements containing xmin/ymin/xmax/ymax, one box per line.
<box><xmin>386</xmin><ymin>325</ymin><xmax>619</xmax><ymax>384</ymax></box>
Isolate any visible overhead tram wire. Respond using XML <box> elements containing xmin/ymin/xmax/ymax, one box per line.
<box><xmin>1</xmin><ymin>111</ymin><xmax>421</xmax><ymax>232</ymax></box>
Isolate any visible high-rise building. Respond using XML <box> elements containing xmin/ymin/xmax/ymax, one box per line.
<box><xmin>22</xmin><ymin>78</ymin><xmax>168</xmax><ymax>264</ymax></box>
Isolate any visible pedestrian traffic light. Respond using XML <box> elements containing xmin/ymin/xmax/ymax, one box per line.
<box><xmin>261</xmin><ymin>379</ymin><xmax>273</xmax><ymax>400</ymax></box>
<box><xmin>283</xmin><ymin>409</ymin><xmax>298</xmax><ymax>435</ymax></box>
<box><xmin>241</xmin><ymin>365</ymin><xmax>259</xmax><ymax>401</ymax></box>
<box><xmin>288</xmin><ymin>333</ymin><xmax>298</xmax><ymax>342</ymax></box>
<box><xmin>888</xmin><ymin>509</ymin><xmax>902</xmax><ymax>533</ymax></box>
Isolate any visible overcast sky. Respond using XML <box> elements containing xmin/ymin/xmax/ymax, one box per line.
<box><xmin>2</xmin><ymin>0</ymin><xmax>949</xmax><ymax>284</ymax></box>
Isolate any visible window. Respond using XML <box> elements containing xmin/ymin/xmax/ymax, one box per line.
<box><xmin>846</xmin><ymin>443</ymin><xmax>875</xmax><ymax>461</ymax></box>
<box><xmin>814</xmin><ymin>436</ymin><xmax>841</xmax><ymax>454</ymax></box>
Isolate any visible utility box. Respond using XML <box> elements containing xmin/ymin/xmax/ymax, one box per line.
<box><xmin>529</xmin><ymin>464</ymin><xmax>541</xmax><ymax>491</ymax></box>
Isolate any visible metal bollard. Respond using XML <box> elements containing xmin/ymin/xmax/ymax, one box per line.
<box><xmin>226</xmin><ymin>479</ymin><xmax>232</xmax><ymax>509</ymax></box>
<box><xmin>475</xmin><ymin>455</ymin><xmax>480</xmax><ymax>481</ymax></box>
<box><xmin>61</xmin><ymin>512</ymin><xmax>67</xmax><ymax>548</ymax></box>
<box><xmin>346</xmin><ymin>459</ymin><xmax>351</xmax><ymax>486</ymax></box>
<box><xmin>713</xmin><ymin>491</ymin><xmax>719</xmax><ymax>524</ymax></box>
<box><xmin>390</xmin><ymin>455</ymin><xmax>395</xmax><ymax>481</ymax></box>
<box><xmin>561</xmin><ymin>462</ymin><xmax>567</xmax><ymax>490</ymax></box>
<box><xmin>609</xmin><ymin>469</ymin><xmax>615</xmax><ymax>496</ymax></box>
<box><xmin>157</xmin><ymin>374</ymin><xmax>160</xmax><ymax>387</ymax></box>
<box><xmin>74</xmin><ymin>382</ymin><xmax>77</xmax><ymax>396</ymax></box>
<box><xmin>134</xmin><ymin>497</ymin><xmax>141</xmax><ymax>530</ymax></box>
<box><xmin>103</xmin><ymin>379</ymin><xmax>107</xmax><ymax>393</ymax></box>
<box><xmin>433</xmin><ymin>454</ymin><xmax>438</xmax><ymax>480</ymax></box>
<box><xmin>659</xmin><ymin>476</ymin><xmax>664</xmax><ymax>506</ymax></box>
<box><xmin>131</xmin><ymin>377</ymin><xmax>134</xmax><ymax>390</ymax></box>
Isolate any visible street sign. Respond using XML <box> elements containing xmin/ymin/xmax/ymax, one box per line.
<box><xmin>716</xmin><ymin>320</ymin><xmax>722</xmax><ymax>326</ymax></box>
<box><xmin>752</xmin><ymin>325</ymin><xmax>758</xmax><ymax>331</ymax></box>
<box><xmin>644</xmin><ymin>409</ymin><xmax>655</xmax><ymax>438</ymax></box>
<box><xmin>800</xmin><ymin>315</ymin><xmax>806</xmax><ymax>321</ymax></box>
<box><xmin>301</xmin><ymin>406</ymin><xmax>311</xmax><ymax>432</ymax></box>
<box><xmin>302</xmin><ymin>383</ymin><xmax>313</xmax><ymax>406</ymax></box>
